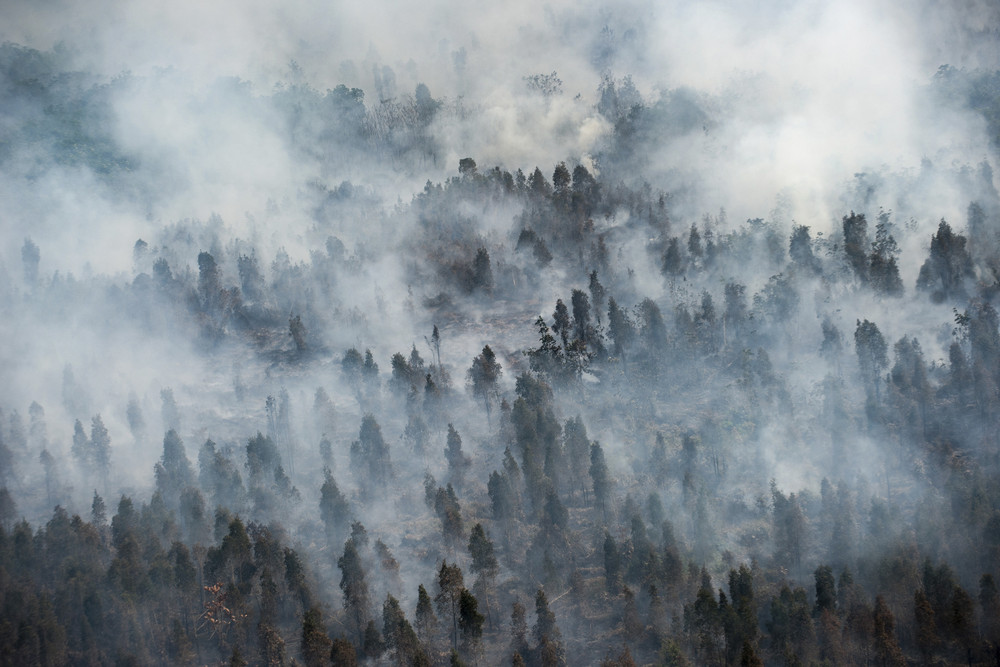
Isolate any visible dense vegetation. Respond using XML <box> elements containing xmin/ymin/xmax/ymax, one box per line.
<box><xmin>1</xmin><ymin>29</ymin><xmax>1000</xmax><ymax>667</ymax></box>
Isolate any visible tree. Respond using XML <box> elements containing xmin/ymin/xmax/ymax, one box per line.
<box><xmin>872</xmin><ymin>595</ymin><xmax>906</xmax><ymax>666</ymax></box>
<box><xmin>662</xmin><ymin>237</ymin><xmax>685</xmax><ymax>275</ymax></box>
<box><xmin>338</xmin><ymin>539</ymin><xmax>370</xmax><ymax>643</ymax></box>
<box><xmin>237</xmin><ymin>252</ymin><xmax>266</xmax><ymax>305</ymax></box>
<box><xmin>407</xmin><ymin>344</ymin><xmax>426</xmax><ymax>378</ymax></box>
<box><xmin>289</xmin><ymin>314</ymin><xmax>307</xmax><ymax>353</ymax></box>
<box><xmin>458</xmin><ymin>589</ymin><xmax>484</xmax><ymax>648</ymax></box>
<box><xmin>404</xmin><ymin>412</ymin><xmax>429</xmax><ymax>457</ymax></box>
<box><xmin>534</xmin><ymin>588</ymin><xmax>561</xmax><ymax>645</ymax></box>
<box><xmin>739</xmin><ymin>641</ymin><xmax>763</xmax><ymax>667</ymax></box>
<box><xmin>390</xmin><ymin>352</ymin><xmax>414</xmax><ymax>394</ymax></box>
<box><xmin>320</xmin><ymin>468</ymin><xmax>350</xmax><ymax>544</ymax></box>
<box><xmin>948</xmin><ymin>585</ymin><xmax>976</xmax><ymax>664</ymax></box>
<box><xmin>510</xmin><ymin>600</ymin><xmax>528</xmax><ymax>656</ymax></box>
<box><xmin>820</xmin><ymin>317</ymin><xmax>844</xmax><ymax>361</ymax></box>
<box><xmin>342</xmin><ymin>347</ymin><xmax>364</xmax><ymax>382</ymax></box>
<box><xmin>468</xmin><ymin>524</ymin><xmax>498</xmax><ymax>580</ymax></box>
<box><xmin>359</xmin><ymin>348</ymin><xmax>378</xmax><ymax>378</ymax></box>
<box><xmin>205</xmin><ymin>516</ymin><xmax>254</xmax><ymax>588</ymax></box>
<box><xmin>415</xmin><ymin>583</ymin><xmax>437</xmax><ymax>640</ymax></box>
<box><xmin>176</xmin><ymin>487</ymin><xmax>207</xmax><ymax>544</ymax></box>
<box><xmin>459</xmin><ymin>157</ymin><xmax>478</xmax><ymax>176</ymax></box>
<box><xmin>753</xmin><ymin>274</ymin><xmax>799</xmax><ymax>332</ymax></box>
<box><xmin>430</xmin><ymin>325</ymin><xmax>442</xmax><ymax>369</ymax></box>
<box><xmin>330</xmin><ymin>636</ymin><xmax>359</xmax><ymax>666</ymax></box>
<box><xmin>525</xmin><ymin>72</ymin><xmax>563</xmax><ymax>97</ymax></box>
<box><xmin>842</xmin><ymin>212</ymin><xmax>870</xmax><ymax>282</ymax></box>
<box><xmin>637</xmin><ymin>297</ymin><xmax>669</xmax><ymax>360</ymax></box>
<box><xmin>472</xmin><ymin>248</ymin><xmax>493</xmax><ymax>293</ymax></box>
<box><xmin>229</xmin><ymin>647</ymin><xmax>248</xmax><ymax>667</ymax></box>
<box><xmin>199</xmin><ymin>439</ymin><xmax>246</xmax><ymax>512</ymax></box>
<box><xmin>603</xmin><ymin>532</ymin><xmax>621</xmax><ymax>593</ymax></box>
<box><xmin>350</xmin><ymin>415</ymin><xmax>391</xmax><ymax>489</ymax></box>
<box><xmin>727</xmin><ymin>564</ymin><xmax>757</xmax><ymax>662</ymax></box>
<box><xmin>488</xmin><ymin>469</ymin><xmax>519</xmax><ymax>549</ymax></box>
<box><xmin>552</xmin><ymin>299</ymin><xmax>571</xmax><ymax>350</ymax></box>
<box><xmin>89</xmin><ymin>415</ymin><xmax>111</xmax><ymax>486</ymax></box>
<box><xmin>528</xmin><ymin>167</ymin><xmax>552</xmax><ymax>198</ymax></box>
<box><xmin>869</xmin><ymin>213</ymin><xmax>903</xmax><ymax>296</ymax></box>
<box><xmin>383</xmin><ymin>594</ymin><xmax>420</xmax><ymax>664</ymax></box>
<box><xmin>914</xmin><ymin>588</ymin><xmax>937</xmax><ymax>664</ymax></box>
<box><xmin>766</xmin><ymin>585</ymin><xmax>813</xmax><ymax>662</ymax></box>
<box><xmin>659</xmin><ymin>638</ymin><xmax>690</xmax><ymax>667</ymax></box>
<box><xmin>814</xmin><ymin>565</ymin><xmax>836</xmax><ymax>616</ymax></box>
<box><xmin>589</xmin><ymin>271</ymin><xmax>606</xmax><ymax>325</ymax></box>
<box><xmin>979</xmin><ymin>574</ymin><xmax>1000</xmax><ymax>655</ymax></box>
<box><xmin>552</xmin><ymin>162</ymin><xmax>571</xmax><ymax>190</ymax></box>
<box><xmin>563</xmin><ymin>416</ymin><xmax>591</xmax><ymax>499</ymax></box>
<box><xmin>434</xmin><ymin>483</ymin><xmax>464</xmax><ymax>547</ymax></box>
<box><xmin>198</xmin><ymin>251</ymin><xmax>222</xmax><ymax>311</ymax></box>
<box><xmin>590</xmin><ymin>442</ymin><xmax>610</xmax><ymax>515</ymax></box>
<box><xmin>601</xmin><ymin>646</ymin><xmax>637</xmax><ymax>667</ymax></box>
<box><xmin>126</xmin><ymin>396</ymin><xmax>144</xmax><ymax>443</ymax></box>
<box><xmin>888</xmin><ymin>335</ymin><xmax>932</xmax><ymax>441</ymax></box>
<box><xmin>570</xmin><ymin>289</ymin><xmax>591</xmax><ymax>344</ymax></box>
<box><xmin>154</xmin><ymin>429</ymin><xmax>193</xmax><ymax>509</ymax></box>
<box><xmin>723</xmin><ymin>282</ymin><xmax>749</xmax><ymax>346</ymax></box>
<box><xmin>246</xmin><ymin>430</ymin><xmax>283</xmax><ymax>483</ymax></box>
<box><xmin>572</xmin><ymin>163</ymin><xmax>599</xmax><ymax>214</ymax></box>
<box><xmin>469</xmin><ymin>345</ymin><xmax>502</xmax><ymax>423</ymax></box>
<box><xmin>71</xmin><ymin>419</ymin><xmax>89</xmax><ymax>469</ymax></box>
<box><xmin>542</xmin><ymin>487</ymin><xmax>568</xmax><ymax>532</ymax></box>
<box><xmin>650</xmin><ymin>433</ymin><xmax>669</xmax><ymax>486</ymax></box>
<box><xmin>771</xmin><ymin>483</ymin><xmax>805</xmax><ymax>570</ymax></box>
<box><xmin>789</xmin><ymin>225</ymin><xmax>820</xmax><ymax>274</ymax></box>
<box><xmin>686</xmin><ymin>571</ymin><xmax>722</xmax><ymax>663</ymax></box>
<box><xmin>436</xmin><ymin>561</ymin><xmax>465</xmax><ymax>651</ymax></box>
<box><xmin>688</xmin><ymin>223</ymin><xmax>703</xmax><ymax>257</ymax></box>
<box><xmin>916</xmin><ymin>219</ymin><xmax>974</xmax><ymax>301</ymax></box>
<box><xmin>607</xmin><ymin>298</ymin><xmax>633</xmax><ymax>359</ymax></box>
<box><xmin>0</xmin><ymin>488</ymin><xmax>15</xmax><ymax>532</ymax></box>
<box><xmin>91</xmin><ymin>490</ymin><xmax>106</xmax><ymax>526</ymax></box>
<box><xmin>416</xmin><ymin>83</ymin><xmax>440</xmax><ymax>125</ymax></box>
<box><xmin>527</xmin><ymin>316</ymin><xmax>563</xmax><ymax>379</ymax></box>
<box><xmin>301</xmin><ymin>607</ymin><xmax>333</xmax><ymax>667</ymax></box>
<box><xmin>21</xmin><ymin>237</ymin><xmax>39</xmax><ymax>284</ymax></box>
<box><xmin>444</xmin><ymin>424</ymin><xmax>472</xmax><ymax>487</ymax></box>
<box><xmin>855</xmin><ymin>319</ymin><xmax>888</xmax><ymax>405</ymax></box>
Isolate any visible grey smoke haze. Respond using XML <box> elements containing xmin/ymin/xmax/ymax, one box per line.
<box><xmin>2</xmin><ymin>0</ymin><xmax>996</xmax><ymax>246</ymax></box>
<box><xmin>0</xmin><ymin>2</ymin><xmax>998</xmax><ymax>663</ymax></box>
<box><xmin>0</xmin><ymin>0</ymin><xmax>992</xmax><ymax>488</ymax></box>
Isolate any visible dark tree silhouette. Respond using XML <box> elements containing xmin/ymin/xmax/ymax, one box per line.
<box><xmin>468</xmin><ymin>345</ymin><xmax>502</xmax><ymax>422</ymax></box>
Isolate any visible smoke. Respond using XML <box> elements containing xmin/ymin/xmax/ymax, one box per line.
<box><xmin>0</xmin><ymin>1</ymin><xmax>998</xmax><ymax>662</ymax></box>
<box><xmin>2</xmin><ymin>0</ymin><xmax>995</xmax><ymax>242</ymax></box>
